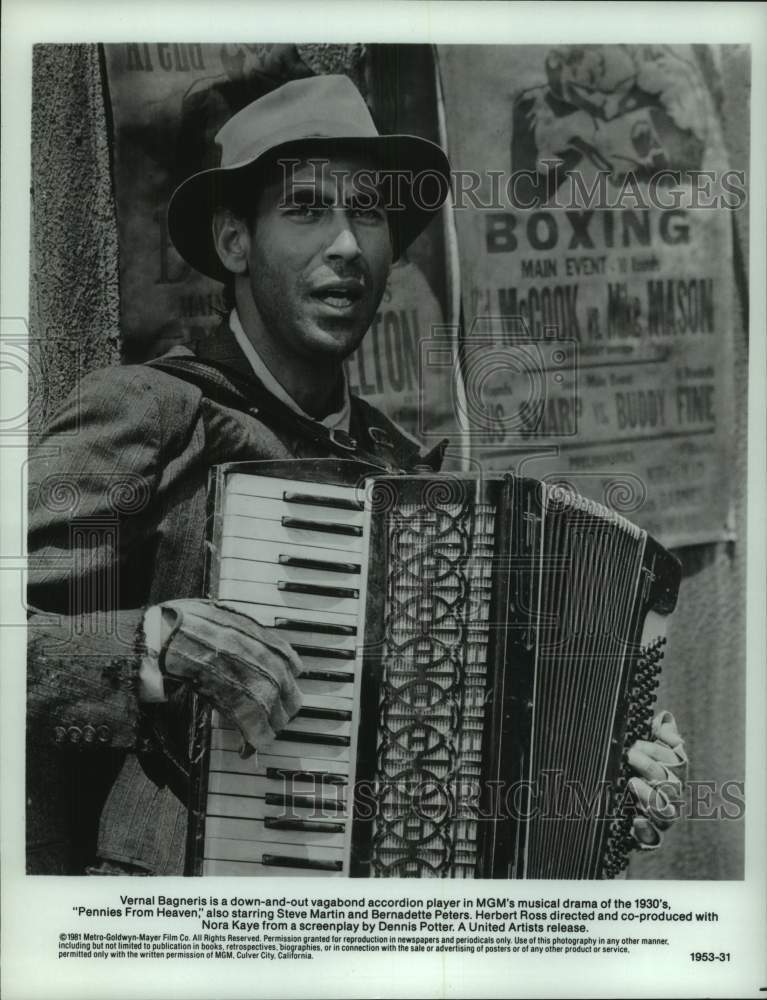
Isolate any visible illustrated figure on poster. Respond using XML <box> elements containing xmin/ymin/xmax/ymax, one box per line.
<box><xmin>27</xmin><ymin>71</ymin><xmax>687</xmax><ymax>876</ymax></box>
<box><xmin>510</xmin><ymin>44</ymin><xmax>710</xmax><ymax>206</ymax></box>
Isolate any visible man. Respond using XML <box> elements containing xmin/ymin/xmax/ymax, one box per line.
<box><xmin>27</xmin><ymin>74</ymin><xmax>686</xmax><ymax>876</ymax></box>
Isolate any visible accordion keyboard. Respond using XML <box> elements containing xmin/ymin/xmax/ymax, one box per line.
<box><xmin>203</xmin><ymin>473</ymin><xmax>371</xmax><ymax>876</ymax></box>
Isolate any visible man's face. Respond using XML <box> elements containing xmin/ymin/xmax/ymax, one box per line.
<box><xmin>240</xmin><ymin>153</ymin><xmax>393</xmax><ymax>364</ymax></box>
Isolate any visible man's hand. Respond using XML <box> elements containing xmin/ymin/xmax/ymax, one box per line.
<box><xmin>627</xmin><ymin>711</ymin><xmax>688</xmax><ymax>848</ymax></box>
<box><xmin>143</xmin><ymin>599</ymin><xmax>303</xmax><ymax>758</ymax></box>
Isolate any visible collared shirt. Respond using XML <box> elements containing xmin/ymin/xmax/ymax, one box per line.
<box><xmin>229</xmin><ymin>310</ymin><xmax>351</xmax><ymax>433</ymax></box>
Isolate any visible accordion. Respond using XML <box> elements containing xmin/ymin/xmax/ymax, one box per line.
<box><xmin>186</xmin><ymin>459</ymin><xmax>681</xmax><ymax>879</ymax></box>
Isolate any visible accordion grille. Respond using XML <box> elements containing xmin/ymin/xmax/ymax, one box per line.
<box><xmin>523</xmin><ymin>488</ymin><xmax>645</xmax><ymax>878</ymax></box>
<box><xmin>371</xmin><ymin>495</ymin><xmax>496</xmax><ymax>878</ymax></box>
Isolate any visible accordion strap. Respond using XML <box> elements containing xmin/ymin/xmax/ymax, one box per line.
<box><xmin>148</xmin><ymin>354</ymin><xmax>422</xmax><ymax>468</ymax></box>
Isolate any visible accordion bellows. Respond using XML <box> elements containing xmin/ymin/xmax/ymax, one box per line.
<box><xmin>187</xmin><ymin>460</ymin><xmax>681</xmax><ymax>879</ymax></box>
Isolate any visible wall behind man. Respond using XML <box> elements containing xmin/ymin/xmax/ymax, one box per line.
<box><xmin>28</xmin><ymin>43</ymin><xmax>750</xmax><ymax>879</ymax></box>
<box><xmin>27</xmin><ymin>44</ymin><xmax>125</xmax><ymax>874</ymax></box>
<box><xmin>628</xmin><ymin>44</ymin><xmax>749</xmax><ymax>880</ymax></box>
<box><xmin>29</xmin><ymin>44</ymin><xmax>121</xmax><ymax>432</ymax></box>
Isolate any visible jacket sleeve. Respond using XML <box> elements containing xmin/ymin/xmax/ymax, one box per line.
<box><xmin>27</xmin><ymin>608</ymin><xmax>147</xmax><ymax>748</ymax></box>
<box><xmin>27</xmin><ymin>366</ymin><xmax>170</xmax><ymax>749</ymax></box>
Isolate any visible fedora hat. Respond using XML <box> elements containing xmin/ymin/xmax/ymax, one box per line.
<box><xmin>168</xmin><ymin>74</ymin><xmax>452</xmax><ymax>282</ymax></box>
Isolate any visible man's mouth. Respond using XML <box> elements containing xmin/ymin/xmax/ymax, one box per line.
<box><xmin>310</xmin><ymin>281</ymin><xmax>365</xmax><ymax>310</ymax></box>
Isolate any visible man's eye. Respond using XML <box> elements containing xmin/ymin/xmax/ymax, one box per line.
<box><xmin>351</xmin><ymin>206</ymin><xmax>385</xmax><ymax>222</ymax></box>
<box><xmin>284</xmin><ymin>200</ymin><xmax>325</xmax><ymax>219</ymax></box>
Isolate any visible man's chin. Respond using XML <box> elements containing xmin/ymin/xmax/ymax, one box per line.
<box><xmin>300</xmin><ymin>318</ymin><xmax>369</xmax><ymax>360</ymax></box>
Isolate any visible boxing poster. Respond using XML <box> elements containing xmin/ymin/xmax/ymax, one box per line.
<box><xmin>438</xmin><ymin>44</ymin><xmax>741</xmax><ymax>546</ymax></box>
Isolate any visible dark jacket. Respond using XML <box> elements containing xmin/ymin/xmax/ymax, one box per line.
<box><xmin>27</xmin><ymin>323</ymin><xmax>444</xmax><ymax>874</ymax></box>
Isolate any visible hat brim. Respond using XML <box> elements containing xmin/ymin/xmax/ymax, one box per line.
<box><xmin>167</xmin><ymin>134</ymin><xmax>451</xmax><ymax>283</ymax></box>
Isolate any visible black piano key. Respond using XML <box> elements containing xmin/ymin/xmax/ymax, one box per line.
<box><xmin>278</xmin><ymin>556</ymin><xmax>362</xmax><ymax>575</ymax></box>
<box><xmin>262</xmin><ymin>854</ymin><xmax>343</xmax><ymax>872</ymax></box>
<box><xmin>277</xmin><ymin>730</ymin><xmax>351</xmax><ymax>748</ymax></box>
<box><xmin>298</xmin><ymin>706</ymin><xmax>353</xmax><ymax>722</ymax></box>
<box><xmin>301</xmin><ymin>670</ymin><xmax>354</xmax><ymax>683</ymax></box>
<box><xmin>281</xmin><ymin>516</ymin><xmax>362</xmax><ymax>537</ymax></box>
<box><xmin>282</xmin><ymin>491</ymin><xmax>364</xmax><ymax>512</ymax></box>
<box><xmin>278</xmin><ymin>581</ymin><xmax>359</xmax><ymax>600</ymax></box>
<box><xmin>292</xmin><ymin>644</ymin><xmax>355</xmax><ymax>660</ymax></box>
<box><xmin>264</xmin><ymin>817</ymin><xmax>346</xmax><ymax>834</ymax></box>
<box><xmin>265</xmin><ymin>792</ymin><xmax>345</xmax><ymax>813</ymax></box>
<box><xmin>265</xmin><ymin>767</ymin><xmax>347</xmax><ymax>785</ymax></box>
<box><xmin>275</xmin><ymin>617</ymin><xmax>357</xmax><ymax>635</ymax></box>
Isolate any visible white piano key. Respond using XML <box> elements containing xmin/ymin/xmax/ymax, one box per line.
<box><xmin>218</xmin><ymin>557</ymin><xmax>361</xmax><ymax>591</ymax></box>
<box><xmin>207</xmin><ymin>752</ymin><xmax>253</xmax><ymax>779</ymax></box>
<box><xmin>271</xmin><ymin>627</ymin><xmax>358</xmax><ymax>651</ymax></box>
<box><xmin>203</xmin><ymin>790</ymin><xmax>341</xmax><ymax>822</ymax></box>
<box><xmin>217</xmin><ymin>601</ymin><xmax>357</xmax><ymax>630</ymax></box>
<box><xmin>203</xmin><ymin>858</ymin><xmax>343</xmax><ymax>877</ymax></box>
<box><xmin>209</xmin><ymin>745</ymin><xmax>350</xmax><ymax>777</ymax></box>
<box><xmin>279</xmin><ymin>715</ymin><xmax>352</xmax><ymax>738</ymax></box>
<box><xmin>298</xmin><ymin>677</ymin><xmax>355</xmax><ymax>699</ymax></box>
<box><xmin>212</xmin><ymin>691</ymin><xmax>352</xmax><ymax>718</ymax></box>
<box><xmin>203</xmin><ymin>776</ymin><xmax>257</xmax><ymax>799</ymax></box>
<box><xmin>223</xmin><ymin>514</ymin><xmax>363</xmax><ymax>553</ymax></box>
<box><xmin>206</xmin><ymin>815</ymin><xmax>346</xmax><ymax>849</ymax></box>
<box><xmin>298</xmin><ymin>659</ymin><xmax>360</xmax><ymax>678</ymax></box>
<box><xmin>270</xmin><ymin>713</ymin><xmax>354</xmax><ymax>737</ymax></box>
<box><xmin>207</xmin><ymin>791</ymin><xmax>347</xmax><ymax>820</ymax></box>
<box><xmin>271</xmin><ymin>737</ymin><xmax>352</xmax><ymax>762</ymax></box>
<box><xmin>222</xmin><ymin>774</ymin><xmax>346</xmax><ymax>806</ymax></box>
<box><xmin>207</xmin><ymin>760</ymin><xmax>349</xmax><ymax>795</ymax></box>
<box><xmin>206</xmin><ymin>794</ymin><xmax>273</xmax><ymax>820</ymax></box>
<box><xmin>251</xmin><ymin>752</ymin><xmax>350</xmax><ymax>778</ymax></box>
<box><xmin>206</xmin><ymin>790</ymin><xmax>345</xmax><ymax>820</ymax></box>
<box><xmin>212</xmin><ymin>717</ymin><xmax>351</xmax><ymax>750</ymax></box>
<box><xmin>207</xmin><ymin>745</ymin><xmax>352</xmax><ymax>776</ymax></box>
<box><xmin>204</xmin><ymin>786</ymin><xmax>345</xmax><ymax>815</ymax></box>
<box><xmin>205</xmin><ymin>837</ymin><xmax>344</xmax><ymax>864</ymax></box>
<box><xmin>297</xmin><ymin>692</ymin><xmax>354</xmax><ymax>712</ymax></box>
<box><xmin>211</xmin><ymin>716</ymin><xmax>353</xmax><ymax>750</ymax></box>
<box><xmin>227</xmin><ymin>473</ymin><xmax>369</xmax><ymax>507</ymax></box>
<box><xmin>220</xmin><ymin>536</ymin><xmax>363</xmax><ymax>573</ymax></box>
<box><xmin>225</xmin><ymin>493</ymin><xmax>366</xmax><ymax>528</ymax></box>
<box><xmin>217</xmin><ymin>580</ymin><xmax>360</xmax><ymax>615</ymax></box>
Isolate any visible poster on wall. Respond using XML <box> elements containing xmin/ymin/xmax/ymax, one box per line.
<box><xmin>104</xmin><ymin>41</ymin><xmax>460</xmax><ymax>443</ymax></box>
<box><xmin>2</xmin><ymin>7</ymin><xmax>765</xmax><ymax>999</ymax></box>
<box><xmin>438</xmin><ymin>44</ymin><xmax>740</xmax><ymax>547</ymax></box>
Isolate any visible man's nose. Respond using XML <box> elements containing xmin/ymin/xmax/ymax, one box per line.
<box><xmin>324</xmin><ymin>213</ymin><xmax>362</xmax><ymax>262</ymax></box>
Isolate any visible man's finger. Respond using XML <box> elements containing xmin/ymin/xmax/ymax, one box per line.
<box><xmin>629</xmin><ymin>739</ymin><xmax>684</xmax><ymax>768</ymax></box>
<box><xmin>651</xmin><ymin>710</ymin><xmax>683</xmax><ymax>748</ymax></box>
<box><xmin>628</xmin><ymin>776</ymin><xmax>678</xmax><ymax>829</ymax></box>
<box><xmin>627</xmin><ymin>745</ymin><xmax>674</xmax><ymax>784</ymax></box>
<box><xmin>632</xmin><ymin>815</ymin><xmax>662</xmax><ymax>848</ymax></box>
